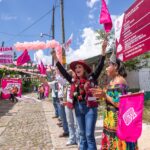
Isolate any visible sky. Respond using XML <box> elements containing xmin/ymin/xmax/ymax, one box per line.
<box><xmin>0</xmin><ymin>0</ymin><xmax>135</xmax><ymax>64</ymax></box>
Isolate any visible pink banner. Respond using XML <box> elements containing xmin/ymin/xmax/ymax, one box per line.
<box><xmin>117</xmin><ymin>92</ymin><xmax>144</xmax><ymax>142</ymax></box>
<box><xmin>44</xmin><ymin>84</ymin><xmax>50</xmax><ymax>98</ymax></box>
<box><xmin>115</xmin><ymin>0</ymin><xmax>150</xmax><ymax>61</ymax></box>
<box><xmin>0</xmin><ymin>47</ymin><xmax>13</xmax><ymax>64</ymax></box>
<box><xmin>1</xmin><ymin>78</ymin><xmax>22</xmax><ymax>99</ymax></box>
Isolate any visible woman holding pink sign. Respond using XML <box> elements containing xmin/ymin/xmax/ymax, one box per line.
<box><xmin>91</xmin><ymin>53</ymin><xmax>138</xmax><ymax>150</ymax></box>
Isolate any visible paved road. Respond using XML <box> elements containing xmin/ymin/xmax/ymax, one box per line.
<box><xmin>0</xmin><ymin>95</ymin><xmax>52</xmax><ymax>150</ymax></box>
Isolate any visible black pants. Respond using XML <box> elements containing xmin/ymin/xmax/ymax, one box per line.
<box><xmin>39</xmin><ymin>93</ymin><xmax>44</xmax><ymax>100</ymax></box>
<box><xmin>10</xmin><ymin>93</ymin><xmax>18</xmax><ymax>102</ymax></box>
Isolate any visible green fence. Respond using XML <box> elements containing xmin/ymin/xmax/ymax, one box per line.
<box><xmin>145</xmin><ymin>91</ymin><xmax>150</xmax><ymax>101</ymax></box>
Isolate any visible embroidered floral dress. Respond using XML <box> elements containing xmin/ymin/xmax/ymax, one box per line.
<box><xmin>101</xmin><ymin>84</ymin><xmax>138</xmax><ymax>150</ymax></box>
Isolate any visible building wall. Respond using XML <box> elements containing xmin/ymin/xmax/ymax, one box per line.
<box><xmin>126</xmin><ymin>71</ymin><xmax>140</xmax><ymax>89</ymax></box>
<box><xmin>139</xmin><ymin>68</ymin><xmax>150</xmax><ymax>92</ymax></box>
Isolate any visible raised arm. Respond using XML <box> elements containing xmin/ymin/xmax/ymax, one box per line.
<box><xmin>51</xmin><ymin>50</ymin><xmax>72</xmax><ymax>83</ymax></box>
<box><xmin>91</xmin><ymin>40</ymin><xmax>107</xmax><ymax>81</ymax></box>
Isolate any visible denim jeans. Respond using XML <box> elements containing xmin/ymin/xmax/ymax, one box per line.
<box><xmin>65</xmin><ymin>107</ymin><xmax>79</xmax><ymax>144</ymax></box>
<box><xmin>57</xmin><ymin>100</ymin><xmax>69</xmax><ymax>133</ymax></box>
<box><xmin>52</xmin><ymin>97</ymin><xmax>59</xmax><ymax>117</ymax></box>
<box><xmin>75</xmin><ymin>101</ymin><xmax>97</xmax><ymax>150</ymax></box>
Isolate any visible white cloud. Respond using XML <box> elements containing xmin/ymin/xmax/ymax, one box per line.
<box><xmin>86</xmin><ymin>0</ymin><xmax>99</xmax><ymax>8</ymax></box>
<box><xmin>0</xmin><ymin>14</ymin><xmax>17</xmax><ymax>21</ymax></box>
<box><xmin>87</xmin><ymin>0</ymin><xmax>109</xmax><ymax>8</ymax></box>
<box><xmin>34</xmin><ymin>50</ymin><xmax>52</xmax><ymax>65</ymax></box>
<box><xmin>111</xmin><ymin>15</ymin><xmax>119</xmax><ymax>24</ymax></box>
<box><xmin>27</xmin><ymin>17</ymin><xmax>33</xmax><ymax>22</ymax></box>
<box><xmin>66</xmin><ymin>27</ymin><xmax>102</xmax><ymax>63</ymax></box>
<box><xmin>88</xmin><ymin>14</ymin><xmax>94</xmax><ymax>19</ymax></box>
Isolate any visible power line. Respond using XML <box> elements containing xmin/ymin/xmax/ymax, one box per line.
<box><xmin>0</xmin><ymin>32</ymin><xmax>40</xmax><ymax>37</ymax></box>
<box><xmin>5</xmin><ymin>5</ymin><xmax>59</xmax><ymax>43</ymax></box>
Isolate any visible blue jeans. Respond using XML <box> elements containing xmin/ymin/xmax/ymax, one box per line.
<box><xmin>52</xmin><ymin>97</ymin><xmax>59</xmax><ymax>117</ymax></box>
<box><xmin>57</xmin><ymin>100</ymin><xmax>69</xmax><ymax>133</ymax></box>
<box><xmin>65</xmin><ymin>107</ymin><xmax>79</xmax><ymax>144</ymax></box>
<box><xmin>75</xmin><ymin>101</ymin><xmax>97</xmax><ymax>150</ymax></box>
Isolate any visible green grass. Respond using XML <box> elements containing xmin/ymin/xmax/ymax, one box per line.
<box><xmin>143</xmin><ymin>100</ymin><xmax>150</xmax><ymax>123</ymax></box>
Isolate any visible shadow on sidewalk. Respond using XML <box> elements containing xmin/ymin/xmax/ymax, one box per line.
<box><xmin>0</xmin><ymin>100</ymin><xmax>17</xmax><ymax>117</ymax></box>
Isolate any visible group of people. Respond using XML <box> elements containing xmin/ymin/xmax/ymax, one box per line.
<box><xmin>47</xmin><ymin>40</ymin><xmax>138</xmax><ymax>150</ymax></box>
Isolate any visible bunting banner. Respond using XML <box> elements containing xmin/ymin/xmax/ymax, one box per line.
<box><xmin>115</xmin><ymin>0</ymin><xmax>150</xmax><ymax>61</ymax></box>
<box><xmin>0</xmin><ymin>47</ymin><xmax>13</xmax><ymax>64</ymax></box>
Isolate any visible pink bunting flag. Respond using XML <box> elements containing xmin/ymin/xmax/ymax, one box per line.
<box><xmin>99</xmin><ymin>0</ymin><xmax>112</xmax><ymax>32</ymax></box>
<box><xmin>64</xmin><ymin>33</ymin><xmax>73</xmax><ymax>51</ymax></box>
<box><xmin>17</xmin><ymin>49</ymin><xmax>30</xmax><ymax>66</ymax></box>
<box><xmin>38</xmin><ymin>61</ymin><xmax>46</xmax><ymax>75</ymax></box>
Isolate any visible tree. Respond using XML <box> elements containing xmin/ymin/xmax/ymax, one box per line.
<box><xmin>95</xmin><ymin>29</ymin><xmax>150</xmax><ymax>71</ymax></box>
<box><xmin>95</xmin><ymin>29</ymin><xmax>150</xmax><ymax>88</ymax></box>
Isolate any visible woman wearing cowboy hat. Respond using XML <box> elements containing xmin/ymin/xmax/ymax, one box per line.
<box><xmin>51</xmin><ymin>40</ymin><xmax>107</xmax><ymax>150</ymax></box>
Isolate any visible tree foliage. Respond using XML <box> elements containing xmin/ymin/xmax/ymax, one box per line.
<box><xmin>96</xmin><ymin>29</ymin><xmax>150</xmax><ymax>71</ymax></box>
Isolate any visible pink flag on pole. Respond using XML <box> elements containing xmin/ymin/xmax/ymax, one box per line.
<box><xmin>99</xmin><ymin>0</ymin><xmax>112</xmax><ymax>32</ymax></box>
<box><xmin>64</xmin><ymin>33</ymin><xmax>73</xmax><ymax>51</ymax></box>
<box><xmin>17</xmin><ymin>49</ymin><xmax>30</xmax><ymax>66</ymax></box>
<box><xmin>38</xmin><ymin>61</ymin><xmax>46</xmax><ymax>75</ymax></box>
<box><xmin>117</xmin><ymin>92</ymin><xmax>144</xmax><ymax>142</ymax></box>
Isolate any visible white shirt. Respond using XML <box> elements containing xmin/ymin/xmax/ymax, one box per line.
<box><xmin>48</xmin><ymin>80</ymin><xmax>58</xmax><ymax>98</ymax></box>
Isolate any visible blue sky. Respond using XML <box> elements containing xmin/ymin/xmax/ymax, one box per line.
<box><xmin>0</xmin><ymin>0</ymin><xmax>135</xmax><ymax>64</ymax></box>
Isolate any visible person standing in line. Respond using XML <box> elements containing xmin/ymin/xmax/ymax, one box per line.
<box><xmin>56</xmin><ymin>72</ymin><xmax>69</xmax><ymax>137</ymax></box>
<box><xmin>64</xmin><ymin>70</ymin><xmax>80</xmax><ymax>146</ymax></box>
<box><xmin>91</xmin><ymin>53</ymin><xmax>138</xmax><ymax>150</ymax></box>
<box><xmin>48</xmin><ymin>73</ymin><xmax>59</xmax><ymax>119</ymax></box>
<box><xmin>51</xmin><ymin>40</ymin><xmax>107</xmax><ymax>150</ymax></box>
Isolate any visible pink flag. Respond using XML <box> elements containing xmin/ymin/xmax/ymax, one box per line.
<box><xmin>117</xmin><ymin>92</ymin><xmax>144</xmax><ymax>142</ymax></box>
<box><xmin>99</xmin><ymin>0</ymin><xmax>112</xmax><ymax>32</ymax></box>
<box><xmin>17</xmin><ymin>49</ymin><xmax>30</xmax><ymax>66</ymax></box>
<box><xmin>38</xmin><ymin>61</ymin><xmax>46</xmax><ymax>75</ymax></box>
<box><xmin>64</xmin><ymin>33</ymin><xmax>73</xmax><ymax>51</ymax></box>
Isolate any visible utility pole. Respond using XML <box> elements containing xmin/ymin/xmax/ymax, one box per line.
<box><xmin>1</xmin><ymin>41</ymin><xmax>4</xmax><ymax>47</ymax></box>
<box><xmin>60</xmin><ymin>0</ymin><xmax>66</xmax><ymax>66</ymax></box>
<box><xmin>51</xmin><ymin>5</ymin><xmax>55</xmax><ymax>66</ymax></box>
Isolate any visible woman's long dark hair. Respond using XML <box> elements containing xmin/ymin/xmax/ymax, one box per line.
<box><xmin>116</xmin><ymin>59</ymin><xmax>127</xmax><ymax>78</ymax></box>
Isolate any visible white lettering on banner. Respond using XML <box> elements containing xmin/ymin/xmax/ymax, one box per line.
<box><xmin>88</xmin><ymin>97</ymin><xmax>96</xmax><ymax>101</ymax></box>
<box><xmin>123</xmin><ymin>107</ymin><xmax>137</xmax><ymax>126</ymax></box>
